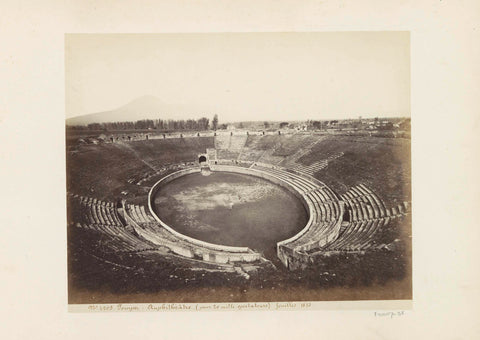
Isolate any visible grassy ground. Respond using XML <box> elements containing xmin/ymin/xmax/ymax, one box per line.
<box><xmin>239</xmin><ymin>134</ymin><xmax>411</xmax><ymax>207</ymax></box>
<box><xmin>66</xmin><ymin>136</ymin><xmax>214</xmax><ymax>200</ymax></box>
<box><xmin>299</xmin><ymin>135</ymin><xmax>411</xmax><ymax>207</ymax></box>
<box><xmin>68</xmin><ymin>216</ymin><xmax>411</xmax><ymax>303</ymax></box>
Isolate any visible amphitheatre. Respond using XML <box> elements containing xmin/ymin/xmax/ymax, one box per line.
<box><xmin>66</xmin><ymin>127</ymin><xmax>412</xmax><ymax>303</ymax></box>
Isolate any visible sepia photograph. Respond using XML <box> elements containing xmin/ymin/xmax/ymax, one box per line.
<box><xmin>2</xmin><ymin>0</ymin><xmax>480</xmax><ymax>338</ymax></box>
<box><xmin>65</xmin><ymin>32</ymin><xmax>412</xmax><ymax>306</ymax></box>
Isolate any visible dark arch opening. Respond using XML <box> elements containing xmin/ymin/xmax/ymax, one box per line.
<box><xmin>199</xmin><ymin>156</ymin><xmax>207</xmax><ymax>163</ymax></box>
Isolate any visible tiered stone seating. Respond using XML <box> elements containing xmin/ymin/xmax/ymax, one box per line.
<box><xmin>139</xmin><ymin>205</ymin><xmax>156</xmax><ymax>222</ymax></box>
<box><xmin>355</xmin><ymin>219</ymin><xmax>389</xmax><ymax>250</ymax></box>
<box><xmin>229</xmin><ymin>135</ymin><xmax>248</xmax><ymax>151</ymax></box>
<box><xmin>122</xmin><ymin>191</ymin><xmax>262</xmax><ymax>264</ymax></box>
<box><xmin>309</xmin><ymin>184</ymin><xmax>393</xmax><ymax>253</ymax></box>
<box><xmin>347</xmin><ymin>220</ymin><xmax>377</xmax><ymax>250</ymax></box>
<box><xmin>237</xmin><ymin>148</ymin><xmax>265</xmax><ymax>163</ymax></box>
<box><xmin>342</xmin><ymin>185</ymin><xmax>388</xmax><ymax>223</ymax></box>
<box><xmin>390</xmin><ymin>201</ymin><xmax>410</xmax><ymax>217</ymax></box>
<box><xmin>342</xmin><ymin>193</ymin><xmax>361</xmax><ymax>221</ymax></box>
<box><xmin>251</xmin><ymin>166</ymin><xmax>343</xmax><ymax>246</ymax></box>
<box><xmin>134</xmin><ymin>205</ymin><xmax>145</xmax><ymax>223</ymax></box>
<box><xmin>353</xmin><ymin>186</ymin><xmax>377</xmax><ymax>218</ymax></box>
<box><xmin>206</xmin><ymin>148</ymin><xmax>217</xmax><ymax>163</ymax></box>
<box><xmin>280</xmin><ymin>136</ymin><xmax>326</xmax><ymax>166</ymax></box>
<box><xmin>213</xmin><ymin>134</ymin><xmax>247</xmax><ymax>161</ymax></box>
<box><xmin>70</xmin><ymin>195</ymin><xmax>157</xmax><ymax>252</ymax></box>
<box><xmin>320</xmin><ymin>221</ymin><xmax>367</xmax><ymax>251</ymax></box>
<box><xmin>130</xmin><ymin>219</ymin><xmax>176</xmax><ymax>247</ymax></box>
<box><xmin>214</xmin><ymin>159</ymin><xmax>238</xmax><ymax>165</ymax></box>
<box><xmin>343</xmin><ymin>220</ymin><xmax>373</xmax><ymax>250</ymax></box>
<box><xmin>270</xmin><ymin>169</ymin><xmax>313</xmax><ymax>192</ymax></box>
<box><xmin>90</xmin><ymin>202</ymin><xmax>101</xmax><ymax>224</ymax></box>
<box><xmin>259</xmin><ymin>135</ymin><xmax>321</xmax><ymax>169</ymax></box>
<box><xmin>251</xmin><ymin>164</ymin><xmax>318</xmax><ymax>193</ymax></box>
<box><xmin>288</xmin><ymin>152</ymin><xmax>344</xmax><ymax>176</ymax></box>
<box><xmin>136</xmin><ymin>169</ymin><xmax>164</xmax><ymax>185</ymax></box>
<box><xmin>325</xmin><ymin>219</ymin><xmax>380</xmax><ymax>252</ymax></box>
<box><xmin>125</xmin><ymin>204</ymin><xmax>158</xmax><ymax>225</ymax></box>
<box><xmin>357</xmin><ymin>184</ymin><xmax>387</xmax><ymax>218</ymax></box>
<box><xmin>214</xmin><ymin>134</ymin><xmax>230</xmax><ymax>149</ymax></box>
<box><xmin>106</xmin><ymin>225</ymin><xmax>156</xmax><ymax>252</ymax></box>
<box><xmin>249</xmin><ymin>165</ymin><xmax>345</xmax><ymax>261</ymax></box>
<box><xmin>216</xmin><ymin>149</ymin><xmax>240</xmax><ymax>160</ymax></box>
<box><xmin>132</xmin><ymin>213</ymin><xmax>261</xmax><ymax>263</ymax></box>
<box><xmin>308</xmin><ymin>190</ymin><xmax>341</xmax><ymax>221</ymax></box>
<box><xmin>127</xmin><ymin>204</ymin><xmax>145</xmax><ymax>224</ymax></box>
<box><xmin>267</xmin><ymin>169</ymin><xmax>315</xmax><ymax>192</ymax></box>
<box><xmin>289</xmin><ymin>160</ymin><xmax>328</xmax><ymax>175</ymax></box>
<box><xmin>136</xmin><ymin>164</ymin><xmax>196</xmax><ymax>185</ymax></box>
<box><xmin>256</xmin><ymin>149</ymin><xmax>284</xmax><ymax>165</ymax></box>
<box><xmin>96</xmin><ymin>205</ymin><xmax>107</xmax><ymax>225</ymax></box>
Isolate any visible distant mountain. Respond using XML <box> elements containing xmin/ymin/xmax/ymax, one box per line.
<box><xmin>66</xmin><ymin>95</ymin><xmax>206</xmax><ymax>126</ymax></box>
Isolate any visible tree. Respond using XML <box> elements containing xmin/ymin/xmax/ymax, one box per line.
<box><xmin>311</xmin><ymin>121</ymin><xmax>322</xmax><ymax>130</ymax></box>
<box><xmin>212</xmin><ymin>114</ymin><xmax>219</xmax><ymax>130</ymax></box>
<box><xmin>197</xmin><ymin>117</ymin><xmax>209</xmax><ymax>130</ymax></box>
<box><xmin>279</xmin><ymin>122</ymin><xmax>289</xmax><ymax>129</ymax></box>
<box><xmin>264</xmin><ymin>121</ymin><xmax>270</xmax><ymax>129</ymax></box>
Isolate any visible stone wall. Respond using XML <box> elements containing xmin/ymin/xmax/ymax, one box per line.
<box><xmin>147</xmin><ymin>164</ymin><xmax>343</xmax><ymax>268</ymax></box>
<box><xmin>147</xmin><ymin>167</ymin><xmax>262</xmax><ymax>264</ymax></box>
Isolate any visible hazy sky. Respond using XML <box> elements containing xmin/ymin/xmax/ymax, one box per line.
<box><xmin>65</xmin><ymin>32</ymin><xmax>410</xmax><ymax>121</ymax></box>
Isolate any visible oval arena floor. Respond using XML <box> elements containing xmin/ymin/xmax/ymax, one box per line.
<box><xmin>153</xmin><ymin>171</ymin><xmax>308</xmax><ymax>256</ymax></box>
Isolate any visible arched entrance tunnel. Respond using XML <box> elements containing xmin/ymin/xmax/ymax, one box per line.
<box><xmin>198</xmin><ymin>155</ymin><xmax>207</xmax><ymax>163</ymax></box>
